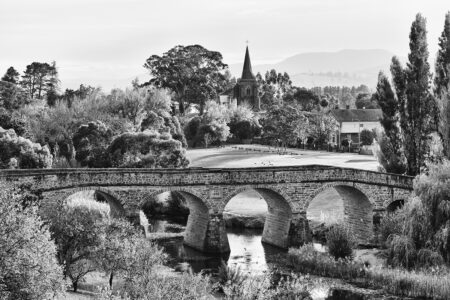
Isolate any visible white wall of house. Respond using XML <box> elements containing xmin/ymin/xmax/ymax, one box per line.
<box><xmin>219</xmin><ymin>95</ymin><xmax>230</xmax><ymax>105</ymax></box>
<box><xmin>340</xmin><ymin>121</ymin><xmax>380</xmax><ymax>133</ymax></box>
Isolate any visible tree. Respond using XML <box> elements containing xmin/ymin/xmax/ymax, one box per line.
<box><xmin>1</xmin><ymin>67</ymin><xmax>20</xmax><ymax>84</ymax></box>
<box><xmin>0</xmin><ymin>187</ymin><xmax>65</xmax><ymax>299</ymax></box>
<box><xmin>144</xmin><ymin>45</ymin><xmax>228</xmax><ymax>114</ymax></box>
<box><xmin>0</xmin><ymin>81</ymin><xmax>30</xmax><ymax>110</ymax></box>
<box><xmin>435</xmin><ymin>12</ymin><xmax>450</xmax><ymax>157</ymax></box>
<box><xmin>355</xmin><ymin>93</ymin><xmax>379</xmax><ymax>109</ymax></box>
<box><xmin>360</xmin><ymin>129</ymin><xmax>374</xmax><ymax>146</ymax></box>
<box><xmin>47</xmin><ymin>201</ymin><xmax>108</xmax><ymax>292</ymax></box>
<box><xmin>390</xmin><ymin>14</ymin><xmax>437</xmax><ymax>175</ymax></box>
<box><xmin>196</xmin><ymin>101</ymin><xmax>231</xmax><ymax>146</ymax></box>
<box><xmin>262</xmin><ymin>104</ymin><xmax>309</xmax><ymax>148</ymax></box>
<box><xmin>283</xmin><ymin>87</ymin><xmax>319</xmax><ymax>111</ymax></box>
<box><xmin>20</xmin><ymin>62</ymin><xmax>55</xmax><ymax>100</ymax></box>
<box><xmin>373</xmin><ymin>72</ymin><xmax>407</xmax><ymax>173</ymax></box>
<box><xmin>256</xmin><ymin>70</ymin><xmax>292</xmax><ymax>109</ymax></box>
<box><xmin>96</xmin><ymin>219</ymin><xmax>140</xmax><ymax>289</ymax></box>
<box><xmin>414</xmin><ymin>161</ymin><xmax>450</xmax><ymax>261</ymax></box>
<box><xmin>306</xmin><ymin>112</ymin><xmax>337</xmax><ymax>147</ymax></box>
<box><xmin>72</xmin><ymin>121</ymin><xmax>113</xmax><ymax>167</ymax></box>
<box><xmin>46</xmin><ymin>61</ymin><xmax>60</xmax><ymax>107</ymax></box>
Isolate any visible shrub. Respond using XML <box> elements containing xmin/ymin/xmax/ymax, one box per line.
<box><xmin>123</xmin><ymin>271</ymin><xmax>211</xmax><ymax>300</ymax></box>
<box><xmin>288</xmin><ymin>243</ymin><xmax>450</xmax><ymax>299</ymax></box>
<box><xmin>72</xmin><ymin>121</ymin><xmax>112</xmax><ymax>167</ymax></box>
<box><xmin>221</xmin><ymin>269</ymin><xmax>312</xmax><ymax>300</ymax></box>
<box><xmin>108</xmin><ymin>130</ymin><xmax>189</xmax><ymax>168</ymax></box>
<box><xmin>0</xmin><ymin>108</ymin><xmax>27</xmax><ymax>136</ymax></box>
<box><xmin>379</xmin><ymin>209</ymin><xmax>405</xmax><ymax>245</ymax></box>
<box><xmin>326</xmin><ymin>224</ymin><xmax>355</xmax><ymax>260</ymax></box>
<box><xmin>229</xmin><ymin>120</ymin><xmax>261</xmax><ymax>140</ymax></box>
<box><xmin>416</xmin><ymin>248</ymin><xmax>444</xmax><ymax>269</ymax></box>
<box><xmin>387</xmin><ymin>234</ymin><xmax>416</xmax><ymax>269</ymax></box>
<box><xmin>341</xmin><ymin>139</ymin><xmax>350</xmax><ymax>148</ymax></box>
<box><xmin>0</xmin><ymin>127</ymin><xmax>52</xmax><ymax>169</ymax></box>
<box><xmin>360</xmin><ymin>129</ymin><xmax>374</xmax><ymax>146</ymax></box>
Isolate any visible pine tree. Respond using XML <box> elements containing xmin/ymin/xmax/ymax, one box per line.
<box><xmin>1</xmin><ymin>67</ymin><xmax>20</xmax><ymax>84</ymax></box>
<box><xmin>373</xmin><ymin>72</ymin><xmax>406</xmax><ymax>173</ymax></box>
<box><xmin>435</xmin><ymin>12</ymin><xmax>450</xmax><ymax>157</ymax></box>
<box><xmin>391</xmin><ymin>14</ymin><xmax>436</xmax><ymax>175</ymax></box>
<box><xmin>46</xmin><ymin>61</ymin><xmax>60</xmax><ymax>106</ymax></box>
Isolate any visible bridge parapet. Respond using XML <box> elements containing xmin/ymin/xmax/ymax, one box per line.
<box><xmin>0</xmin><ymin>165</ymin><xmax>414</xmax><ymax>191</ymax></box>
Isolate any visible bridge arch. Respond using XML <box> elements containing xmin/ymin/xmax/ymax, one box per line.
<box><xmin>386</xmin><ymin>199</ymin><xmax>405</xmax><ymax>213</ymax></box>
<box><xmin>223</xmin><ymin>185</ymin><xmax>293</xmax><ymax>249</ymax></box>
<box><xmin>59</xmin><ymin>187</ymin><xmax>126</xmax><ymax>218</ymax></box>
<box><xmin>139</xmin><ymin>188</ymin><xmax>211</xmax><ymax>252</ymax></box>
<box><xmin>306</xmin><ymin>182</ymin><xmax>374</xmax><ymax>244</ymax></box>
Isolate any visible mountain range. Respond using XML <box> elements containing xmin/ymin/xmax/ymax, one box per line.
<box><xmin>229</xmin><ymin>49</ymin><xmax>399</xmax><ymax>89</ymax></box>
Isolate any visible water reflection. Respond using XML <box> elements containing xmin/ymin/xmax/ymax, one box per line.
<box><xmin>146</xmin><ymin>219</ymin><xmax>286</xmax><ymax>274</ymax></box>
<box><xmin>146</xmin><ymin>219</ymin><xmax>413</xmax><ymax>300</ymax></box>
<box><xmin>227</xmin><ymin>227</ymin><xmax>287</xmax><ymax>274</ymax></box>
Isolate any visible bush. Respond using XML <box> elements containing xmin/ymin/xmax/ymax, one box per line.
<box><xmin>341</xmin><ymin>139</ymin><xmax>350</xmax><ymax>148</ymax></box>
<box><xmin>387</xmin><ymin>234</ymin><xmax>416</xmax><ymax>269</ymax></box>
<box><xmin>108</xmin><ymin>130</ymin><xmax>189</xmax><ymax>168</ymax></box>
<box><xmin>72</xmin><ymin>121</ymin><xmax>112</xmax><ymax>167</ymax></box>
<box><xmin>360</xmin><ymin>129</ymin><xmax>374</xmax><ymax>146</ymax></box>
<box><xmin>416</xmin><ymin>248</ymin><xmax>444</xmax><ymax>269</ymax></box>
<box><xmin>379</xmin><ymin>210</ymin><xmax>405</xmax><ymax>245</ymax></box>
<box><xmin>0</xmin><ymin>127</ymin><xmax>52</xmax><ymax>169</ymax></box>
<box><xmin>0</xmin><ymin>108</ymin><xmax>27</xmax><ymax>136</ymax></box>
<box><xmin>326</xmin><ymin>224</ymin><xmax>355</xmax><ymax>260</ymax></box>
<box><xmin>288</xmin><ymin>244</ymin><xmax>450</xmax><ymax>299</ymax></box>
<box><xmin>229</xmin><ymin>120</ymin><xmax>261</xmax><ymax>140</ymax></box>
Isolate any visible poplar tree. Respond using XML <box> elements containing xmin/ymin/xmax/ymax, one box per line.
<box><xmin>390</xmin><ymin>14</ymin><xmax>436</xmax><ymax>175</ymax></box>
<box><xmin>373</xmin><ymin>72</ymin><xmax>406</xmax><ymax>173</ymax></box>
<box><xmin>435</xmin><ymin>12</ymin><xmax>450</xmax><ymax>157</ymax></box>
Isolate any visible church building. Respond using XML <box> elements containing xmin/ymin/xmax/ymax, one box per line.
<box><xmin>219</xmin><ymin>46</ymin><xmax>260</xmax><ymax>110</ymax></box>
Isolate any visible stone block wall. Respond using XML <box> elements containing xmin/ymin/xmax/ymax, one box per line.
<box><xmin>0</xmin><ymin>165</ymin><xmax>414</xmax><ymax>253</ymax></box>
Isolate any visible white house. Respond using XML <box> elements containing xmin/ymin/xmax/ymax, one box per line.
<box><xmin>331</xmin><ymin>109</ymin><xmax>383</xmax><ymax>146</ymax></box>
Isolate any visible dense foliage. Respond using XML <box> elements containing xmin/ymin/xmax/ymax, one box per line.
<box><xmin>0</xmin><ymin>187</ymin><xmax>65</xmax><ymax>299</ymax></box>
<box><xmin>0</xmin><ymin>127</ymin><xmax>52</xmax><ymax>169</ymax></box>
<box><xmin>108</xmin><ymin>130</ymin><xmax>189</xmax><ymax>168</ymax></box>
<box><xmin>326</xmin><ymin>224</ymin><xmax>355</xmax><ymax>260</ymax></box>
<box><xmin>144</xmin><ymin>45</ymin><xmax>229</xmax><ymax>114</ymax></box>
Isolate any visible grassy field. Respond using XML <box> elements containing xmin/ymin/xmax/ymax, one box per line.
<box><xmin>189</xmin><ymin>145</ymin><xmax>375</xmax><ymax>224</ymax></box>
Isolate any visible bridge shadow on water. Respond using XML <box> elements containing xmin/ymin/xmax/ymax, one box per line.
<box><xmin>149</xmin><ymin>219</ymin><xmax>288</xmax><ymax>274</ymax></box>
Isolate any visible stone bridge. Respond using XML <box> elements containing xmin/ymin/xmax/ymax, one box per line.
<box><xmin>0</xmin><ymin>165</ymin><xmax>414</xmax><ymax>253</ymax></box>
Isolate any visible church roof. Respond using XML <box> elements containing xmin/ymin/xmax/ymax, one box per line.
<box><xmin>241</xmin><ymin>46</ymin><xmax>255</xmax><ymax>80</ymax></box>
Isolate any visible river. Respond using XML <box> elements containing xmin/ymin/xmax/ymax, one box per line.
<box><xmin>144</xmin><ymin>218</ymin><xmax>414</xmax><ymax>300</ymax></box>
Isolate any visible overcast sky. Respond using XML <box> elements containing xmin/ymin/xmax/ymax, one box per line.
<box><xmin>1</xmin><ymin>0</ymin><xmax>449</xmax><ymax>90</ymax></box>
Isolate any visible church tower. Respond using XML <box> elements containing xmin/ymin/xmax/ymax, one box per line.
<box><xmin>234</xmin><ymin>46</ymin><xmax>260</xmax><ymax>110</ymax></box>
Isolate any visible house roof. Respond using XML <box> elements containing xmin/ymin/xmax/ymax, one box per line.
<box><xmin>331</xmin><ymin>109</ymin><xmax>383</xmax><ymax>123</ymax></box>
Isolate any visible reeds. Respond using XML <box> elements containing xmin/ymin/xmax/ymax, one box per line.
<box><xmin>287</xmin><ymin>244</ymin><xmax>450</xmax><ymax>299</ymax></box>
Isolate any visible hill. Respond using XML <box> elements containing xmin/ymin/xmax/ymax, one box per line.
<box><xmin>229</xmin><ymin>49</ymin><xmax>397</xmax><ymax>88</ymax></box>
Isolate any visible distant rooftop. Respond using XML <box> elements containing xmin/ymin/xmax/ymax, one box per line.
<box><xmin>331</xmin><ymin>109</ymin><xmax>382</xmax><ymax>122</ymax></box>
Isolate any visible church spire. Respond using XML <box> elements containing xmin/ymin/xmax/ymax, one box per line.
<box><xmin>241</xmin><ymin>46</ymin><xmax>255</xmax><ymax>80</ymax></box>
